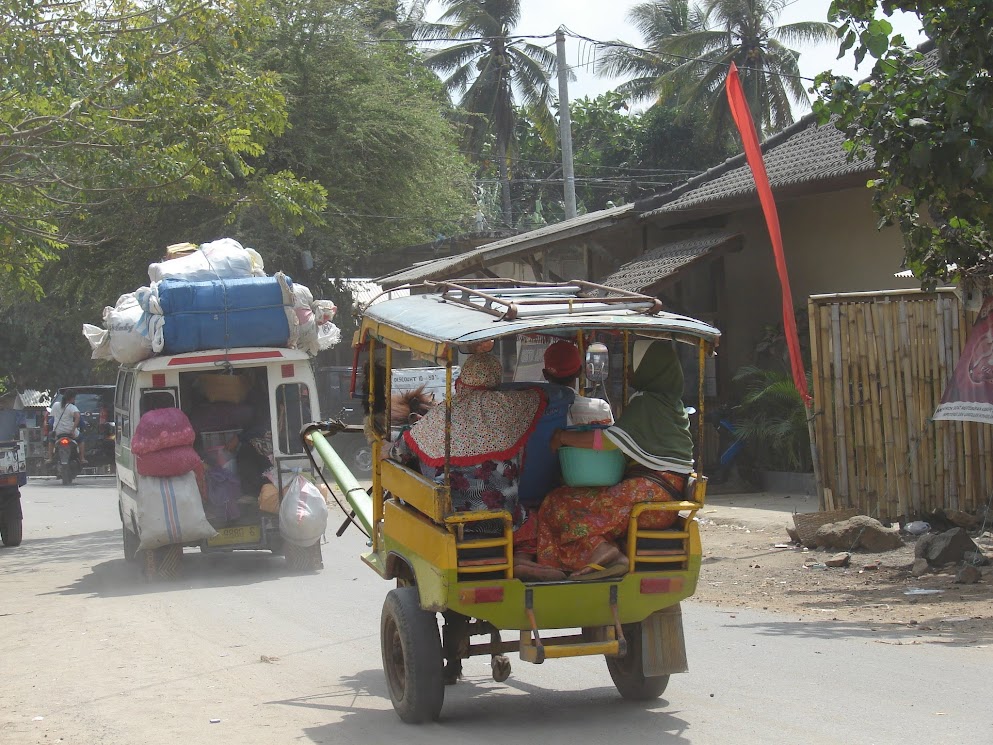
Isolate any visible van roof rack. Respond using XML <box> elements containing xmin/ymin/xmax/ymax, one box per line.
<box><xmin>422</xmin><ymin>279</ymin><xmax>663</xmax><ymax>321</ymax></box>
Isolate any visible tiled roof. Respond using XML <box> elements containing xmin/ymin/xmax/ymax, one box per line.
<box><xmin>377</xmin><ymin>203</ymin><xmax>635</xmax><ymax>285</ymax></box>
<box><xmin>638</xmin><ymin>47</ymin><xmax>939</xmax><ymax>220</ymax></box>
<box><xmin>637</xmin><ymin>114</ymin><xmax>873</xmax><ymax>218</ymax></box>
<box><xmin>600</xmin><ymin>233</ymin><xmax>742</xmax><ymax>292</ymax></box>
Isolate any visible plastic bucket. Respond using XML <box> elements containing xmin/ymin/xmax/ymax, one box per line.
<box><xmin>558</xmin><ymin>446</ymin><xmax>625</xmax><ymax>487</ymax></box>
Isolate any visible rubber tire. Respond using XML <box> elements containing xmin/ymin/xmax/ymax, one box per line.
<box><xmin>285</xmin><ymin>541</ymin><xmax>323</xmax><ymax>571</ymax></box>
<box><xmin>606</xmin><ymin>622</ymin><xmax>670</xmax><ymax>701</ymax></box>
<box><xmin>60</xmin><ymin>463</ymin><xmax>73</xmax><ymax>486</ymax></box>
<box><xmin>123</xmin><ymin>525</ymin><xmax>139</xmax><ymax>562</ymax></box>
<box><xmin>350</xmin><ymin>441</ymin><xmax>374</xmax><ymax>478</ymax></box>
<box><xmin>1</xmin><ymin>513</ymin><xmax>23</xmax><ymax>547</ymax></box>
<box><xmin>380</xmin><ymin>587</ymin><xmax>445</xmax><ymax>723</ymax></box>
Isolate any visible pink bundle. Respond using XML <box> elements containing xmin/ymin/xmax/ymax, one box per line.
<box><xmin>136</xmin><ymin>445</ymin><xmax>203</xmax><ymax>478</ymax></box>
<box><xmin>133</xmin><ymin>407</ymin><xmax>203</xmax><ymax>478</ymax></box>
<box><xmin>133</xmin><ymin>408</ymin><xmax>195</xmax><ymax>455</ymax></box>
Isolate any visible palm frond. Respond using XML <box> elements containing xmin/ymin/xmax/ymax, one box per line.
<box><xmin>771</xmin><ymin>21</ymin><xmax>838</xmax><ymax>48</ymax></box>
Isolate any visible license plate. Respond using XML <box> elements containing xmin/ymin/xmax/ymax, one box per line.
<box><xmin>208</xmin><ymin>525</ymin><xmax>262</xmax><ymax>547</ymax></box>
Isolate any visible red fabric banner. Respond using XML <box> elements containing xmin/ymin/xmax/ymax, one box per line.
<box><xmin>934</xmin><ymin>297</ymin><xmax>993</xmax><ymax>423</ymax></box>
<box><xmin>725</xmin><ymin>63</ymin><xmax>811</xmax><ymax>405</ymax></box>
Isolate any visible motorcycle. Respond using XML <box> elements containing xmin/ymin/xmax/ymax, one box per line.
<box><xmin>55</xmin><ymin>434</ymin><xmax>81</xmax><ymax>485</ymax></box>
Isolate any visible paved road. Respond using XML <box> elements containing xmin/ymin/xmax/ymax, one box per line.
<box><xmin>2</xmin><ymin>480</ymin><xmax>990</xmax><ymax>744</ymax></box>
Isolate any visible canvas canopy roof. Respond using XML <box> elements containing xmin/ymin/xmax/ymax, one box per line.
<box><xmin>360</xmin><ymin>281</ymin><xmax>720</xmax><ymax>359</ymax></box>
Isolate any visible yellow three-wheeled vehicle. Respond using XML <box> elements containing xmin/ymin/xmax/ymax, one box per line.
<box><xmin>303</xmin><ymin>279</ymin><xmax>720</xmax><ymax>723</ymax></box>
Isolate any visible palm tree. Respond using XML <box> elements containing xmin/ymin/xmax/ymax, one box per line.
<box><xmin>598</xmin><ymin>0</ymin><xmax>704</xmax><ymax>102</ymax></box>
<box><xmin>417</xmin><ymin>1</ymin><xmax>558</xmax><ymax>227</ymax></box>
<box><xmin>605</xmin><ymin>0</ymin><xmax>836</xmax><ymax>136</ymax></box>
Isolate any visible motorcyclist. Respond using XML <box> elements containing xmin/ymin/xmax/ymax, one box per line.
<box><xmin>47</xmin><ymin>391</ymin><xmax>87</xmax><ymax>464</ymax></box>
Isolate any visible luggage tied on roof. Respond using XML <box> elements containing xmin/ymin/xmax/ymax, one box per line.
<box><xmin>80</xmin><ymin>238</ymin><xmax>340</xmax><ymax>362</ymax></box>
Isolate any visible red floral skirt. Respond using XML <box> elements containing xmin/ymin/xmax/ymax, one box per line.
<box><xmin>515</xmin><ymin>472</ymin><xmax>685</xmax><ymax>572</ymax></box>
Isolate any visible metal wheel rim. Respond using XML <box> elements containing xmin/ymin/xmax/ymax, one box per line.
<box><xmin>383</xmin><ymin>616</ymin><xmax>406</xmax><ymax>701</ymax></box>
<box><xmin>354</xmin><ymin>447</ymin><xmax>373</xmax><ymax>472</ymax></box>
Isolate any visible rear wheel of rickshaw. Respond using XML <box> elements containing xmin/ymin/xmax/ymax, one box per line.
<box><xmin>606</xmin><ymin>622</ymin><xmax>670</xmax><ymax>700</ymax></box>
<box><xmin>380</xmin><ymin>587</ymin><xmax>444</xmax><ymax>723</ymax></box>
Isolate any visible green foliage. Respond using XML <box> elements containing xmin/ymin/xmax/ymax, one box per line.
<box><xmin>240</xmin><ymin>0</ymin><xmax>473</xmax><ymax>274</ymax></box>
<box><xmin>732</xmin><ymin>365</ymin><xmax>812</xmax><ymax>472</ymax></box>
<box><xmin>0</xmin><ymin>0</ymin><xmax>327</xmax><ymax>295</ymax></box>
<box><xmin>604</xmin><ymin>1</ymin><xmax>836</xmax><ymax>137</ymax></box>
<box><xmin>418</xmin><ymin>0</ymin><xmax>558</xmax><ymax>226</ymax></box>
<box><xmin>814</xmin><ymin>2</ymin><xmax>993</xmax><ymax>289</ymax></box>
<box><xmin>507</xmin><ymin>92</ymin><xmax>734</xmax><ymax>224</ymax></box>
<box><xmin>0</xmin><ymin>0</ymin><xmax>475</xmax><ymax>390</ymax></box>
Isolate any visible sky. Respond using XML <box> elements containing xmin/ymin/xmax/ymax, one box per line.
<box><xmin>423</xmin><ymin>0</ymin><xmax>927</xmax><ymax>110</ymax></box>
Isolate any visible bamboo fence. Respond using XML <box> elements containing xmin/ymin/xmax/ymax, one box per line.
<box><xmin>808</xmin><ymin>289</ymin><xmax>989</xmax><ymax>520</ymax></box>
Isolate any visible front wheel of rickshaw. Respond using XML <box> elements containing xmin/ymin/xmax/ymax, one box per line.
<box><xmin>606</xmin><ymin>622</ymin><xmax>670</xmax><ymax>701</ymax></box>
<box><xmin>380</xmin><ymin>587</ymin><xmax>444</xmax><ymax>723</ymax></box>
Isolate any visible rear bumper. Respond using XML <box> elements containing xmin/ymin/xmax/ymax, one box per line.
<box><xmin>445</xmin><ymin>561</ymin><xmax>700</xmax><ymax>630</ymax></box>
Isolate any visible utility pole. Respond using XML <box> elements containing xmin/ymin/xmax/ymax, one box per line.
<box><xmin>556</xmin><ymin>27</ymin><xmax>577</xmax><ymax>220</ymax></box>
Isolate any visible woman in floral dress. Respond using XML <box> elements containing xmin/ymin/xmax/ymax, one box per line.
<box><xmin>388</xmin><ymin>353</ymin><xmax>546</xmax><ymax>535</ymax></box>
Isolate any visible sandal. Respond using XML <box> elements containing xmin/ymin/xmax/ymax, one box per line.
<box><xmin>570</xmin><ymin>561</ymin><xmax>628</xmax><ymax>581</ymax></box>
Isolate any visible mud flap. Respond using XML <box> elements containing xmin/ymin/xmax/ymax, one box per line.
<box><xmin>641</xmin><ymin>603</ymin><xmax>688</xmax><ymax>676</ymax></box>
<box><xmin>143</xmin><ymin>544</ymin><xmax>183</xmax><ymax>580</ymax></box>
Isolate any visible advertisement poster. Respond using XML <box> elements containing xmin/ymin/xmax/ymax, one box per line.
<box><xmin>934</xmin><ymin>297</ymin><xmax>993</xmax><ymax>424</ymax></box>
<box><xmin>514</xmin><ymin>334</ymin><xmax>557</xmax><ymax>382</ymax></box>
<box><xmin>390</xmin><ymin>367</ymin><xmax>459</xmax><ymax>426</ymax></box>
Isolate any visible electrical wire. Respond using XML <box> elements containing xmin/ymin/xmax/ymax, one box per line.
<box><xmin>364</xmin><ymin>26</ymin><xmax>823</xmax><ymax>84</ymax></box>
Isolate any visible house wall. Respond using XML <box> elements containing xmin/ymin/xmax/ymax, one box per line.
<box><xmin>663</xmin><ymin>187</ymin><xmax>919</xmax><ymax>394</ymax></box>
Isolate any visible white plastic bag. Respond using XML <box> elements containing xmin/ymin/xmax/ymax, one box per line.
<box><xmin>279</xmin><ymin>474</ymin><xmax>328</xmax><ymax>547</ymax></box>
<box><xmin>82</xmin><ymin>324</ymin><xmax>112</xmax><ymax>360</ymax></box>
<box><xmin>104</xmin><ymin>293</ymin><xmax>154</xmax><ymax>363</ymax></box>
<box><xmin>134</xmin><ymin>284</ymin><xmax>166</xmax><ymax>353</ymax></box>
<box><xmin>313</xmin><ymin>300</ymin><xmax>337</xmax><ymax>325</ymax></box>
<box><xmin>317</xmin><ymin>322</ymin><xmax>341</xmax><ymax>351</ymax></box>
<box><xmin>147</xmin><ymin>238</ymin><xmax>266</xmax><ymax>283</ymax></box>
<box><xmin>136</xmin><ymin>472</ymin><xmax>217</xmax><ymax>551</ymax></box>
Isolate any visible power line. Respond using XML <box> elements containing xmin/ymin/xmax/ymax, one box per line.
<box><xmin>363</xmin><ymin>28</ymin><xmax>822</xmax><ymax>84</ymax></box>
<box><xmin>458</xmin><ymin>150</ymin><xmax>702</xmax><ymax>175</ymax></box>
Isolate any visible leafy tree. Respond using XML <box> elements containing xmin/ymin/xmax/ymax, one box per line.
<box><xmin>509</xmin><ymin>93</ymin><xmax>734</xmax><ymax>224</ymax></box>
<box><xmin>608</xmin><ymin>0</ymin><xmax>836</xmax><ymax>136</ymax></box>
<box><xmin>814</xmin><ymin>2</ymin><xmax>992</xmax><ymax>289</ymax></box>
<box><xmin>0</xmin><ymin>0</ymin><xmax>327</xmax><ymax>296</ymax></box>
<box><xmin>0</xmin><ymin>0</ymin><xmax>475</xmax><ymax>390</ymax></box>
<box><xmin>234</xmin><ymin>0</ymin><xmax>473</xmax><ymax>281</ymax></box>
<box><xmin>417</xmin><ymin>0</ymin><xmax>559</xmax><ymax>227</ymax></box>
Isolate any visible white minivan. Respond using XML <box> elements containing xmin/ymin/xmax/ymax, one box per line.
<box><xmin>115</xmin><ymin>346</ymin><xmax>322</xmax><ymax>570</ymax></box>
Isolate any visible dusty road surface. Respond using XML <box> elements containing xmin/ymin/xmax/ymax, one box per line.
<box><xmin>2</xmin><ymin>480</ymin><xmax>992</xmax><ymax>745</ymax></box>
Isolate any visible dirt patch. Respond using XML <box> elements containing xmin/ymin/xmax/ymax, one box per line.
<box><xmin>695</xmin><ymin>512</ymin><xmax>993</xmax><ymax>646</ymax></box>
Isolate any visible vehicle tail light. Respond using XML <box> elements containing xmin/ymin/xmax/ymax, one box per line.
<box><xmin>59</xmin><ymin>438</ymin><xmax>71</xmax><ymax>446</ymax></box>
<box><xmin>152</xmin><ymin>373</ymin><xmax>166</xmax><ymax>388</ymax></box>
<box><xmin>459</xmin><ymin>586</ymin><xmax>504</xmax><ymax>604</ymax></box>
<box><xmin>281</xmin><ymin>363</ymin><xmax>294</xmax><ymax>379</ymax></box>
<box><xmin>640</xmin><ymin>577</ymin><xmax>683</xmax><ymax>594</ymax></box>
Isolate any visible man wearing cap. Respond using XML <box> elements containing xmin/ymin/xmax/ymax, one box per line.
<box><xmin>542</xmin><ymin>340</ymin><xmax>613</xmax><ymax>426</ymax></box>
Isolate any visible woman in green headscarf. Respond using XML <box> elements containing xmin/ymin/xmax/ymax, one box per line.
<box><xmin>514</xmin><ymin>341</ymin><xmax>693</xmax><ymax>581</ymax></box>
